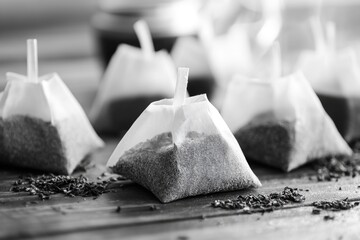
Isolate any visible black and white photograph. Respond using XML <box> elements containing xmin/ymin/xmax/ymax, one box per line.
<box><xmin>1</xmin><ymin>0</ymin><xmax>360</xmax><ymax>239</ymax></box>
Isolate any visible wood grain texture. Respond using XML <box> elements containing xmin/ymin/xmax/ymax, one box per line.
<box><xmin>1</xmin><ymin>142</ymin><xmax>360</xmax><ymax>240</ymax></box>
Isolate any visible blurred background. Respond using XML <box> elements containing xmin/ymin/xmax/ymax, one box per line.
<box><xmin>1</xmin><ymin>0</ymin><xmax>360</xmax><ymax>111</ymax></box>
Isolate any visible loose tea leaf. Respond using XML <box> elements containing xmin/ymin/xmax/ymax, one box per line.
<box><xmin>323</xmin><ymin>215</ymin><xmax>335</xmax><ymax>221</ymax></box>
<box><xmin>312</xmin><ymin>208</ymin><xmax>321</xmax><ymax>215</ymax></box>
<box><xmin>314</xmin><ymin>155</ymin><xmax>360</xmax><ymax>181</ymax></box>
<box><xmin>211</xmin><ymin>187</ymin><xmax>305</xmax><ymax>213</ymax></box>
<box><xmin>10</xmin><ymin>174</ymin><xmax>109</xmax><ymax>200</ymax></box>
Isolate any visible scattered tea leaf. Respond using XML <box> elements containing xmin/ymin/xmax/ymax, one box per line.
<box><xmin>314</xmin><ymin>141</ymin><xmax>360</xmax><ymax>182</ymax></box>
<box><xmin>312</xmin><ymin>209</ymin><xmax>321</xmax><ymax>215</ymax></box>
<box><xmin>211</xmin><ymin>187</ymin><xmax>305</xmax><ymax>213</ymax></box>
<box><xmin>10</xmin><ymin>174</ymin><xmax>109</xmax><ymax>200</ymax></box>
<box><xmin>323</xmin><ymin>215</ymin><xmax>335</xmax><ymax>221</ymax></box>
<box><xmin>312</xmin><ymin>198</ymin><xmax>357</xmax><ymax>211</ymax></box>
<box><xmin>116</xmin><ymin>206</ymin><xmax>121</xmax><ymax>213</ymax></box>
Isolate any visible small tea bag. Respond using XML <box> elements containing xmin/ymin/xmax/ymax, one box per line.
<box><xmin>297</xmin><ymin>19</ymin><xmax>360</xmax><ymax>141</ymax></box>
<box><xmin>222</xmin><ymin>45</ymin><xmax>352</xmax><ymax>172</ymax></box>
<box><xmin>107</xmin><ymin>68</ymin><xmax>261</xmax><ymax>203</ymax></box>
<box><xmin>0</xmin><ymin>39</ymin><xmax>104</xmax><ymax>174</ymax></box>
<box><xmin>90</xmin><ymin>20</ymin><xmax>177</xmax><ymax>133</ymax></box>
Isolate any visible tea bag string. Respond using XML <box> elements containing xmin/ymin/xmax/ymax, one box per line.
<box><xmin>270</xmin><ymin>42</ymin><xmax>281</xmax><ymax>80</ymax></box>
<box><xmin>173</xmin><ymin>67</ymin><xmax>189</xmax><ymax>107</ymax></box>
<box><xmin>310</xmin><ymin>17</ymin><xmax>326</xmax><ymax>54</ymax></box>
<box><xmin>134</xmin><ymin>20</ymin><xmax>155</xmax><ymax>59</ymax></box>
<box><xmin>326</xmin><ymin>22</ymin><xmax>336</xmax><ymax>54</ymax></box>
<box><xmin>27</xmin><ymin>39</ymin><xmax>39</xmax><ymax>82</ymax></box>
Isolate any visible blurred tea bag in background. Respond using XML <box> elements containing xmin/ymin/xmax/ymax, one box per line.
<box><xmin>198</xmin><ymin>0</ymin><xmax>283</xmax><ymax>108</ymax></box>
<box><xmin>107</xmin><ymin>68</ymin><xmax>261</xmax><ymax>203</ymax></box>
<box><xmin>297</xmin><ymin>17</ymin><xmax>360</xmax><ymax>141</ymax></box>
<box><xmin>221</xmin><ymin>44</ymin><xmax>351</xmax><ymax>172</ymax></box>
<box><xmin>90</xmin><ymin>20</ymin><xmax>177</xmax><ymax>134</ymax></box>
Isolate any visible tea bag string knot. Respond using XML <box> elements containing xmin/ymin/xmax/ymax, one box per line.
<box><xmin>134</xmin><ymin>20</ymin><xmax>155</xmax><ymax>59</ymax></box>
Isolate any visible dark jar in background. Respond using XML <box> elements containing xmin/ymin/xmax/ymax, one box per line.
<box><xmin>92</xmin><ymin>0</ymin><xmax>200</xmax><ymax>65</ymax></box>
<box><xmin>92</xmin><ymin>0</ymin><xmax>215</xmax><ymax>99</ymax></box>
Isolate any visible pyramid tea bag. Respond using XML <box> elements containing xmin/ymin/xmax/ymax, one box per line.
<box><xmin>107</xmin><ymin>68</ymin><xmax>261</xmax><ymax>203</ymax></box>
<box><xmin>0</xmin><ymin>39</ymin><xmax>104</xmax><ymax>174</ymax></box>
<box><xmin>90</xmin><ymin>20</ymin><xmax>177</xmax><ymax>133</ymax></box>
<box><xmin>297</xmin><ymin>19</ymin><xmax>360</xmax><ymax>141</ymax></box>
<box><xmin>222</xmin><ymin>45</ymin><xmax>352</xmax><ymax>172</ymax></box>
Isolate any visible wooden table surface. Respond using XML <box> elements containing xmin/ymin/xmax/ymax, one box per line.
<box><xmin>1</xmin><ymin>142</ymin><xmax>360</xmax><ymax>240</ymax></box>
<box><xmin>1</xmin><ymin>1</ymin><xmax>360</xmax><ymax>239</ymax></box>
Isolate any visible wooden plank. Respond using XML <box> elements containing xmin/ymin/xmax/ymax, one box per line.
<box><xmin>1</xmin><ymin>135</ymin><xmax>360</xmax><ymax>239</ymax></box>
<box><xmin>29</xmin><ymin>206</ymin><xmax>360</xmax><ymax>240</ymax></box>
<box><xmin>2</xmin><ymin>198</ymin><xmax>360</xmax><ymax>240</ymax></box>
<box><xmin>1</xmin><ymin>169</ymin><xmax>359</xmax><ymax>239</ymax></box>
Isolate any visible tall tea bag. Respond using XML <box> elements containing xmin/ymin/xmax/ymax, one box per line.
<box><xmin>0</xmin><ymin>40</ymin><xmax>104</xmax><ymax>175</ymax></box>
<box><xmin>222</xmin><ymin>70</ymin><xmax>352</xmax><ymax>172</ymax></box>
<box><xmin>90</xmin><ymin>20</ymin><xmax>177</xmax><ymax>133</ymax></box>
<box><xmin>297</xmin><ymin>19</ymin><xmax>360</xmax><ymax>141</ymax></box>
<box><xmin>222</xmin><ymin>43</ymin><xmax>351</xmax><ymax>171</ymax></box>
<box><xmin>107</xmin><ymin>68</ymin><xmax>261</xmax><ymax>203</ymax></box>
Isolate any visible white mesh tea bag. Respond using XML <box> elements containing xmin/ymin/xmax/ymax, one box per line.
<box><xmin>107</xmin><ymin>68</ymin><xmax>261</xmax><ymax>203</ymax></box>
<box><xmin>90</xmin><ymin>20</ymin><xmax>177</xmax><ymax>133</ymax></box>
<box><xmin>0</xmin><ymin>40</ymin><xmax>104</xmax><ymax>174</ymax></box>
<box><xmin>297</xmin><ymin>19</ymin><xmax>360</xmax><ymax>141</ymax></box>
<box><xmin>222</xmin><ymin>45</ymin><xmax>352</xmax><ymax>172</ymax></box>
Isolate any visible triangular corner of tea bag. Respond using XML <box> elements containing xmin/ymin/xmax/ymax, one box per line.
<box><xmin>316</xmin><ymin>114</ymin><xmax>352</xmax><ymax>157</ymax></box>
<box><xmin>42</xmin><ymin>71</ymin><xmax>104</xmax><ymax>154</ymax></box>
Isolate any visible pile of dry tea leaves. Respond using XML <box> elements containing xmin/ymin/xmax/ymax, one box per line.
<box><xmin>211</xmin><ymin>187</ymin><xmax>305</xmax><ymax>213</ymax></box>
<box><xmin>311</xmin><ymin>198</ymin><xmax>360</xmax><ymax>219</ymax></box>
<box><xmin>314</xmin><ymin>154</ymin><xmax>360</xmax><ymax>181</ymax></box>
<box><xmin>10</xmin><ymin>174</ymin><xmax>109</xmax><ymax>200</ymax></box>
<box><xmin>312</xmin><ymin>198</ymin><xmax>359</xmax><ymax>211</ymax></box>
<box><xmin>314</xmin><ymin>140</ymin><xmax>360</xmax><ymax>181</ymax></box>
